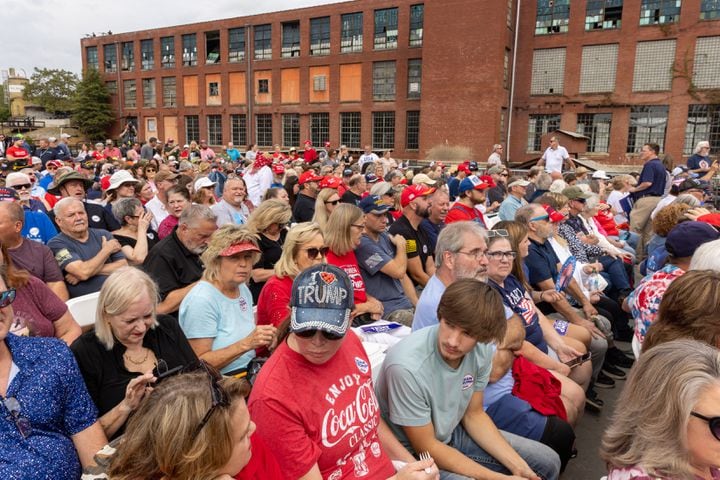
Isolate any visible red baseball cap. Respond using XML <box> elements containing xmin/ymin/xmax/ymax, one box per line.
<box><xmin>542</xmin><ymin>204</ymin><xmax>566</xmax><ymax>223</ymax></box>
<box><xmin>401</xmin><ymin>184</ymin><xmax>435</xmax><ymax>208</ymax></box>
<box><xmin>480</xmin><ymin>175</ymin><xmax>496</xmax><ymax>189</ymax></box>
<box><xmin>319</xmin><ymin>176</ymin><xmax>342</xmax><ymax>189</ymax></box>
<box><xmin>219</xmin><ymin>242</ymin><xmax>261</xmax><ymax>257</ymax></box>
<box><xmin>272</xmin><ymin>163</ymin><xmax>285</xmax><ymax>175</ymax></box>
<box><xmin>299</xmin><ymin>171</ymin><xmax>323</xmax><ymax>185</ymax></box>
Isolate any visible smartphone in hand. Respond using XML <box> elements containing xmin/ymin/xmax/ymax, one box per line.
<box><xmin>564</xmin><ymin>352</ymin><xmax>592</xmax><ymax>368</ymax></box>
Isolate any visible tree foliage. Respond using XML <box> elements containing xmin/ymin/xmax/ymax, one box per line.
<box><xmin>72</xmin><ymin>69</ymin><xmax>114</xmax><ymax>142</ymax></box>
<box><xmin>23</xmin><ymin>68</ymin><xmax>78</xmax><ymax>115</ymax></box>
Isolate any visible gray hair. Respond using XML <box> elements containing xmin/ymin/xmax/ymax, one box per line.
<box><xmin>515</xmin><ymin>203</ymin><xmax>544</xmax><ymax>226</ymax></box>
<box><xmin>672</xmin><ymin>194</ymin><xmax>701</xmax><ymax>209</ymax></box>
<box><xmin>549</xmin><ymin>179</ymin><xmax>568</xmax><ymax>193</ymax></box>
<box><xmin>690</xmin><ymin>239</ymin><xmax>720</xmax><ymax>271</ymax></box>
<box><xmin>600</xmin><ymin>339</ymin><xmax>720</xmax><ymax>479</ymax></box>
<box><xmin>435</xmin><ymin>221</ymin><xmax>487</xmax><ymax>268</ymax></box>
<box><xmin>583</xmin><ymin>194</ymin><xmax>600</xmax><ymax>211</ymax></box>
<box><xmin>694</xmin><ymin>140</ymin><xmax>710</xmax><ymax>154</ymax></box>
<box><xmin>53</xmin><ymin>196</ymin><xmax>82</xmax><ymax>217</ymax></box>
<box><xmin>178</xmin><ymin>204</ymin><xmax>217</xmax><ymax>228</ymax></box>
<box><xmin>370</xmin><ymin>181</ymin><xmax>393</xmax><ymax>197</ymax></box>
<box><xmin>112</xmin><ymin>198</ymin><xmax>142</xmax><ymax>226</ymax></box>
<box><xmin>536</xmin><ymin>172</ymin><xmax>553</xmax><ymax>190</ymax></box>
<box><xmin>95</xmin><ymin>267</ymin><xmax>159</xmax><ymax>350</ymax></box>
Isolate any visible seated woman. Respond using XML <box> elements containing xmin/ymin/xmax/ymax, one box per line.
<box><xmin>325</xmin><ymin>204</ymin><xmax>385</xmax><ymax>324</ymax></box>
<box><xmin>180</xmin><ymin>225</ymin><xmax>276</xmax><ymax>376</ymax></box>
<box><xmin>157</xmin><ymin>185</ymin><xmax>191</xmax><ymax>240</ymax></box>
<box><xmin>1</xmin><ymin>244</ymin><xmax>81</xmax><ymax>345</ymax></box>
<box><xmin>256</xmin><ymin>222</ymin><xmax>326</xmax><ymax>329</ymax></box>
<box><xmin>0</xmin><ymin>269</ymin><xmax>106</xmax><ymax>479</ymax></box>
<box><xmin>192</xmin><ymin>176</ymin><xmax>217</xmax><ymax>207</ymax></box>
<box><xmin>600</xmin><ymin>339</ymin><xmax>720</xmax><ymax>479</ymax></box>
<box><xmin>88</xmin><ymin>370</ymin><xmax>284</xmax><ymax>480</ymax></box>
<box><xmin>134</xmin><ymin>179</ymin><xmax>155</xmax><ymax>205</ymax></box>
<box><xmin>102</xmin><ymin>170</ymin><xmax>139</xmax><ymax>220</ymax></box>
<box><xmin>111</xmin><ymin>198</ymin><xmax>158</xmax><ymax>265</ymax></box>
<box><xmin>311</xmin><ymin>187</ymin><xmax>341</xmax><ymax>230</ymax></box>
<box><xmin>246</xmin><ymin>199</ymin><xmax>292</xmax><ymax>303</ymax></box>
<box><xmin>249</xmin><ymin>264</ymin><xmax>439</xmax><ymax>480</ymax></box>
<box><xmin>71</xmin><ymin>267</ymin><xmax>197</xmax><ymax>439</ymax></box>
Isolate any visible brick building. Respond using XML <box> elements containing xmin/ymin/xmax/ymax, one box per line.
<box><xmin>79</xmin><ymin>0</ymin><xmax>720</xmax><ymax>165</ymax></box>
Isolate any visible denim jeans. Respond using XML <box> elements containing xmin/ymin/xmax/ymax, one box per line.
<box><xmin>438</xmin><ymin>425</ymin><xmax>561</xmax><ymax>480</ymax></box>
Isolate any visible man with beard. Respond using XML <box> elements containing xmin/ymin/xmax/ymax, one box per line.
<box><xmin>445</xmin><ymin>175</ymin><xmax>491</xmax><ymax>227</ymax></box>
<box><xmin>389</xmin><ymin>184</ymin><xmax>436</xmax><ymax>288</ymax></box>
<box><xmin>212</xmin><ymin>177</ymin><xmax>253</xmax><ymax>226</ymax></box>
<box><xmin>143</xmin><ymin>205</ymin><xmax>217</xmax><ymax>317</ymax></box>
<box><xmin>4</xmin><ymin>173</ymin><xmax>56</xmax><ymax>244</ymax></box>
<box><xmin>48</xmin><ymin>197</ymin><xmax>127</xmax><ymax>298</ymax></box>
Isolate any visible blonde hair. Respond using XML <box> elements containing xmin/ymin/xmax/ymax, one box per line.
<box><xmin>201</xmin><ymin>225</ymin><xmax>261</xmax><ymax>284</ymax></box>
<box><xmin>312</xmin><ymin>188</ymin><xmax>340</xmax><ymax>231</ymax></box>
<box><xmin>95</xmin><ymin>267</ymin><xmax>159</xmax><ymax>349</ymax></box>
<box><xmin>108</xmin><ymin>372</ymin><xmax>250</xmax><ymax>480</ymax></box>
<box><xmin>274</xmin><ymin>222</ymin><xmax>323</xmax><ymax>278</ymax></box>
<box><xmin>246</xmin><ymin>199</ymin><xmax>291</xmax><ymax>234</ymax></box>
<box><xmin>600</xmin><ymin>339</ymin><xmax>720</xmax><ymax>479</ymax></box>
<box><xmin>324</xmin><ymin>203</ymin><xmax>363</xmax><ymax>256</ymax></box>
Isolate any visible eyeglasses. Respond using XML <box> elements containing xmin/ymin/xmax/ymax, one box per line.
<box><xmin>3</xmin><ymin>396</ymin><xmax>31</xmax><ymax>438</ymax></box>
<box><xmin>191</xmin><ymin>362</ymin><xmax>230</xmax><ymax>441</ymax></box>
<box><xmin>691</xmin><ymin>412</ymin><xmax>720</xmax><ymax>441</ymax></box>
<box><xmin>11</xmin><ymin>184</ymin><xmax>31</xmax><ymax>190</ymax></box>
<box><xmin>0</xmin><ymin>289</ymin><xmax>16</xmax><ymax>309</ymax></box>
<box><xmin>351</xmin><ymin>223</ymin><xmax>365</xmax><ymax>230</ymax></box>
<box><xmin>573</xmin><ymin>198</ymin><xmax>587</xmax><ymax>204</ymax></box>
<box><xmin>294</xmin><ymin>329</ymin><xmax>344</xmax><ymax>341</ymax></box>
<box><xmin>47</xmin><ymin>166</ymin><xmax>58</xmax><ymax>170</ymax></box>
<box><xmin>303</xmin><ymin>246</ymin><xmax>329</xmax><ymax>259</ymax></box>
<box><xmin>456</xmin><ymin>249</ymin><xmax>487</xmax><ymax>260</ymax></box>
<box><xmin>486</xmin><ymin>250</ymin><xmax>517</xmax><ymax>261</ymax></box>
<box><xmin>500</xmin><ymin>173</ymin><xmax>509</xmax><ymax>177</ymax></box>
<box><xmin>325</xmin><ymin>200</ymin><xmax>340</xmax><ymax>206</ymax></box>
<box><xmin>487</xmin><ymin>229</ymin><xmax>508</xmax><ymax>238</ymax></box>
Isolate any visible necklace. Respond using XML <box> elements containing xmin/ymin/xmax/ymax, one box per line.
<box><xmin>123</xmin><ymin>348</ymin><xmax>150</xmax><ymax>365</ymax></box>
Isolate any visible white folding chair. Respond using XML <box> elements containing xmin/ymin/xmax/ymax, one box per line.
<box><xmin>65</xmin><ymin>292</ymin><xmax>101</xmax><ymax>330</ymax></box>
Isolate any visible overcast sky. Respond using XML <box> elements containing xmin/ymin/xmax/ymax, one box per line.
<box><xmin>2</xmin><ymin>0</ymin><xmax>341</xmax><ymax>78</ymax></box>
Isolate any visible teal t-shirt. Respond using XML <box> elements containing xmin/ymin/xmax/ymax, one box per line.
<box><xmin>179</xmin><ymin>280</ymin><xmax>256</xmax><ymax>374</ymax></box>
<box><xmin>374</xmin><ymin>324</ymin><xmax>493</xmax><ymax>451</ymax></box>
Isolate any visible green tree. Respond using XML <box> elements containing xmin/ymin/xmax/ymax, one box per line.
<box><xmin>0</xmin><ymin>93</ymin><xmax>10</xmax><ymax>122</ymax></box>
<box><xmin>23</xmin><ymin>68</ymin><xmax>78</xmax><ymax>115</ymax></box>
<box><xmin>72</xmin><ymin>68</ymin><xmax>114</xmax><ymax>142</ymax></box>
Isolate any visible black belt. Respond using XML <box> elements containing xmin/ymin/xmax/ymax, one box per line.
<box><xmin>636</xmin><ymin>194</ymin><xmax>660</xmax><ymax>199</ymax></box>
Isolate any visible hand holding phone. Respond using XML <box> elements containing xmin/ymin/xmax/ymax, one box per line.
<box><xmin>564</xmin><ymin>352</ymin><xmax>592</xmax><ymax>368</ymax></box>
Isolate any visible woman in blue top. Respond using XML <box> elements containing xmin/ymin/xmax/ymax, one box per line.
<box><xmin>180</xmin><ymin>225</ymin><xmax>277</xmax><ymax>376</ymax></box>
<box><xmin>0</xmin><ymin>266</ymin><xmax>106</xmax><ymax>479</ymax></box>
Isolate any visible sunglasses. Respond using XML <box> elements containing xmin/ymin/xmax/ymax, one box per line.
<box><xmin>304</xmin><ymin>246</ymin><xmax>329</xmax><ymax>259</ymax></box>
<box><xmin>294</xmin><ymin>329</ymin><xmax>344</xmax><ymax>341</ymax></box>
<box><xmin>191</xmin><ymin>361</ymin><xmax>230</xmax><ymax>440</ymax></box>
<box><xmin>487</xmin><ymin>229</ymin><xmax>509</xmax><ymax>238</ymax></box>
<box><xmin>325</xmin><ymin>199</ymin><xmax>340</xmax><ymax>206</ymax></box>
<box><xmin>0</xmin><ymin>289</ymin><xmax>16</xmax><ymax>309</ymax></box>
<box><xmin>530</xmin><ymin>214</ymin><xmax>550</xmax><ymax>222</ymax></box>
<box><xmin>691</xmin><ymin>411</ymin><xmax>720</xmax><ymax>441</ymax></box>
<box><xmin>3</xmin><ymin>396</ymin><xmax>31</xmax><ymax>438</ymax></box>
<box><xmin>11</xmin><ymin>184</ymin><xmax>31</xmax><ymax>190</ymax></box>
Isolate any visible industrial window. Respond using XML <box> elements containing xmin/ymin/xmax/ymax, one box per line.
<box><xmin>373</xmin><ymin>61</ymin><xmax>396</xmax><ymax>101</ymax></box>
<box><xmin>254</xmin><ymin>24</ymin><xmax>272</xmax><ymax>60</ymax></box>
<box><xmin>123</xmin><ymin>80</ymin><xmax>136</xmax><ymax>109</ymax></box>
<box><xmin>86</xmin><ymin>46</ymin><xmax>98</xmax><ymax>70</ymax></box>
<box><xmin>340</xmin><ymin>112</ymin><xmax>361</xmax><ymax>149</ymax></box>
<box><xmin>162</xmin><ymin>77</ymin><xmax>176</xmax><ymax>107</ymax></box>
<box><xmin>527</xmin><ymin>114</ymin><xmax>560</xmax><ymax>152</ymax></box>
<box><xmin>311</xmin><ymin>112</ymin><xmax>330</xmax><ymax>146</ymax></box>
<box><xmin>576</xmin><ymin>113</ymin><xmax>612</xmax><ymax>152</ymax></box>
<box><xmin>258</xmin><ymin>79</ymin><xmax>269</xmax><ymax>94</ymax></box>
<box><xmin>231</xmin><ymin>114</ymin><xmax>248</xmax><ymax>147</ymax></box>
<box><xmin>693</xmin><ymin>37</ymin><xmax>720</xmax><ymax>89</ymax></box>
<box><xmin>632</xmin><ymin>40</ymin><xmax>676</xmax><ymax>92</ymax></box>
<box><xmin>406</xmin><ymin>111</ymin><xmax>420</xmax><ymax>150</ymax></box>
<box><xmin>121</xmin><ymin>41</ymin><xmax>134</xmax><ymax>71</ymax></box>
<box><xmin>374</xmin><ymin>8</ymin><xmax>398</xmax><ymax>50</ymax></box>
<box><xmin>341</xmin><ymin>12</ymin><xmax>363</xmax><ymax>53</ymax></box>
<box><xmin>161</xmin><ymin>37</ymin><xmax>175</xmax><ymax>68</ymax></box>
<box><xmin>104</xmin><ymin>44</ymin><xmax>117</xmax><ymax>73</ymax></box>
<box><xmin>282</xmin><ymin>22</ymin><xmax>301</xmax><ymax>58</ymax></box>
<box><xmin>503</xmin><ymin>49</ymin><xmax>510</xmax><ymax>89</ymax></box>
<box><xmin>207</xmin><ymin>115</ymin><xmax>222</xmax><ymax>145</ymax></box>
<box><xmin>500</xmin><ymin>108</ymin><xmax>508</xmax><ymax>141</ymax></box>
<box><xmin>684</xmin><ymin>105</ymin><xmax>720</xmax><ymax>154</ymax></box>
<box><xmin>208</xmin><ymin>82</ymin><xmax>219</xmax><ymax>97</ymax></box>
<box><xmin>313</xmin><ymin>75</ymin><xmax>327</xmax><ymax>92</ymax></box>
<box><xmin>535</xmin><ymin>0</ymin><xmax>570</xmax><ymax>35</ymax></box>
<box><xmin>310</xmin><ymin>17</ymin><xmax>331</xmax><ymax>56</ymax></box>
<box><xmin>142</xmin><ymin>79</ymin><xmax>156</xmax><ymax>108</ymax></box>
<box><xmin>530</xmin><ymin>48</ymin><xmax>566</xmax><ymax>95</ymax></box>
<box><xmin>586</xmin><ymin>0</ymin><xmax>623</xmax><ymax>30</ymax></box>
<box><xmin>205</xmin><ymin>31</ymin><xmax>220</xmax><ymax>64</ymax></box>
<box><xmin>639</xmin><ymin>0</ymin><xmax>681</xmax><ymax>25</ymax></box>
<box><xmin>626</xmin><ymin>105</ymin><xmax>669</xmax><ymax>153</ymax></box>
<box><xmin>105</xmin><ymin>81</ymin><xmax>117</xmax><ymax>95</ymax></box>
<box><xmin>507</xmin><ymin>0</ymin><xmax>514</xmax><ymax>27</ymax></box>
<box><xmin>373</xmin><ymin>112</ymin><xmax>395</xmax><ymax>150</ymax></box>
<box><xmin>228</xmin><ymin>28</ymin><xmax>246</xmax><ymax>63</ymax></box>
<box><xmin>701</xmin><ymin>0</ymin><xmax>720</xmax><ymax>19</ymax></box>
<box><xmin>410</xmin><ymin>4</ymin><xmax>424</xmax><ymax>47</ymax></box>
<box><xmin>282</xmin><ymin>114</ymin><xmax>300</xmax><ymax>148</ymax></box>
<box><xmin>185</xmin><ymin>115</ymin><xmax>199</xmax><ymax>144</ymax></box>
<box><xmin>182</xmin><ymin>34</ymin><xmax>197</xmax><ymax>67</ymax></box>
<box><xmin>141</xmin><ymin>40</ymin><xmax>154</xmax><ymax>70</ymax></box>
<box><xmin>256</xmin><ymin>114</ymin><xmax>273</xmax><ymax>147</ymax></box>
<box><xmin>579</xmin><ymin>44</ymin><xmax>618</xmax><ymax>93</ymax></box>
<box><xmin>407</xmin><ymin>59</ymin><xmax>422</xmax><ymax>99</ymax></box>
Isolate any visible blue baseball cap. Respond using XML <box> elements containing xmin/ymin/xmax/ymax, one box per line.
<box><xmin>666</xmin><ymin>221</ymin><xmax>720</xmax><ymax>258</ymax></box>
<box><xmin>290</xmin><ymin>264</ymin><xmax>354</xmax><ymax>337</ymax></box>
<box><xmin>459</xmin><ymin>175</ymin><xmax>490</xmax><ymax>194</ymax></box>
<box><xmin>359</xmin><ymin>194</ymin><xmax>391</xmax><ymax>214</ymax></box>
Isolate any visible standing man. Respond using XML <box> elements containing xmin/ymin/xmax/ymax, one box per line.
<box><xmin>140</xmin><ymin>137</ymin><xmax>158</xmax><ymax>160</ymax></box>
<box><xmin>445</xmin><ymin>175</ymin><xmax>491</xmax><ymax>227</ymax></box>
<box><xmin>301</xmin><ymin>140</ymin><xmax>318</xmax><ymax>164</ymax></box>
<box><xmin>211</xmin><ymin>177</ymin><xmax>252</xmax><ymax>227</ymax></box>
<box><xmin>199</xmin><ymin>139</ymin><xmax>216</xmax><ymax>162</ymax></box>
<box><xmin>629</xmin><ymin>143</ymin><xmax>668</xmax><ymax>259</ymax></box>
<box><xmin>226</xmin><ymin>142</ymin><xmax>241</xmax><ymax>162</ymax></box>
<box><xmin>292</xmin><ymin>170</ymin><xmax>323</xmax><ymax>222</ymax></box>
<box><xmin>487</xmin><ymin>144</ymin><xmax>504</xmax><ymax>167</ymax></box>
<box><xmin>358</xmin><ymin>145</ymin><xmax>380</xmax><ymax>171</ymax></box>
<box><xmin>145</xmin><ymin>170</ymin><xmax>179</xmax><ymax>230</ymax></box>
<box><xmin>538</xmin><ymin>136</ymin><xmax>575</xmax><ymax>179</ymax></box>
<box><xmin>498</xmin><ymin>177</ymin><xmax>530</xmax><ymax>221</ymax></box>
<box><xmin>340</xmin><ymin>173</ymin><xmax>367</xmax><ymax>206</ymax></box>
<box><xmin>389</xmin><ymin>184</ymin><xmax>436</xmax><ymax>288</ymax></box>
<box><xmin>56</xmin><ymin>133</ymin><xmax>72</xmax><ymax>160</ymax></box>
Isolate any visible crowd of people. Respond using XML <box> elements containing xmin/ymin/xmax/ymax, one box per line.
<box><xmin>0</xmin><ymin>130</ymin><xmax>718</xmax><ymax>480</ymax></box>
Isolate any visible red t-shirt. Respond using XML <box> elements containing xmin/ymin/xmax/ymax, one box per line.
<box><xmin>303</xmin><ymin>148</ymin><xmax>318</xmax><ymax>164</ymax></box>
<box><xmin>6</xmin><ymin>146</ymin><xmax>29</xmax><ymax>159</ymax></box>
<box><xmin>256</xmin><ymin>275</ymin><xmax>293</xmax><ymax>328</ymax></box>
<box><xmin>248</xmin><ymin>332</ymin><xmax>394</xmax><ymax>480</ymax></box>
<box><xmin>326</xmin><ymin>250</ymin><xmax>368</xmax><ymax>304</ymax></box>
<box><xmin>444</xmin><ymin>202</ymin><xmax>487</xmax><ymax>227</ymax></box>
<box><xmin>235</xmin><ymin>433</ymin><xmax>286</xmax><ymax>480</ymax></box>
